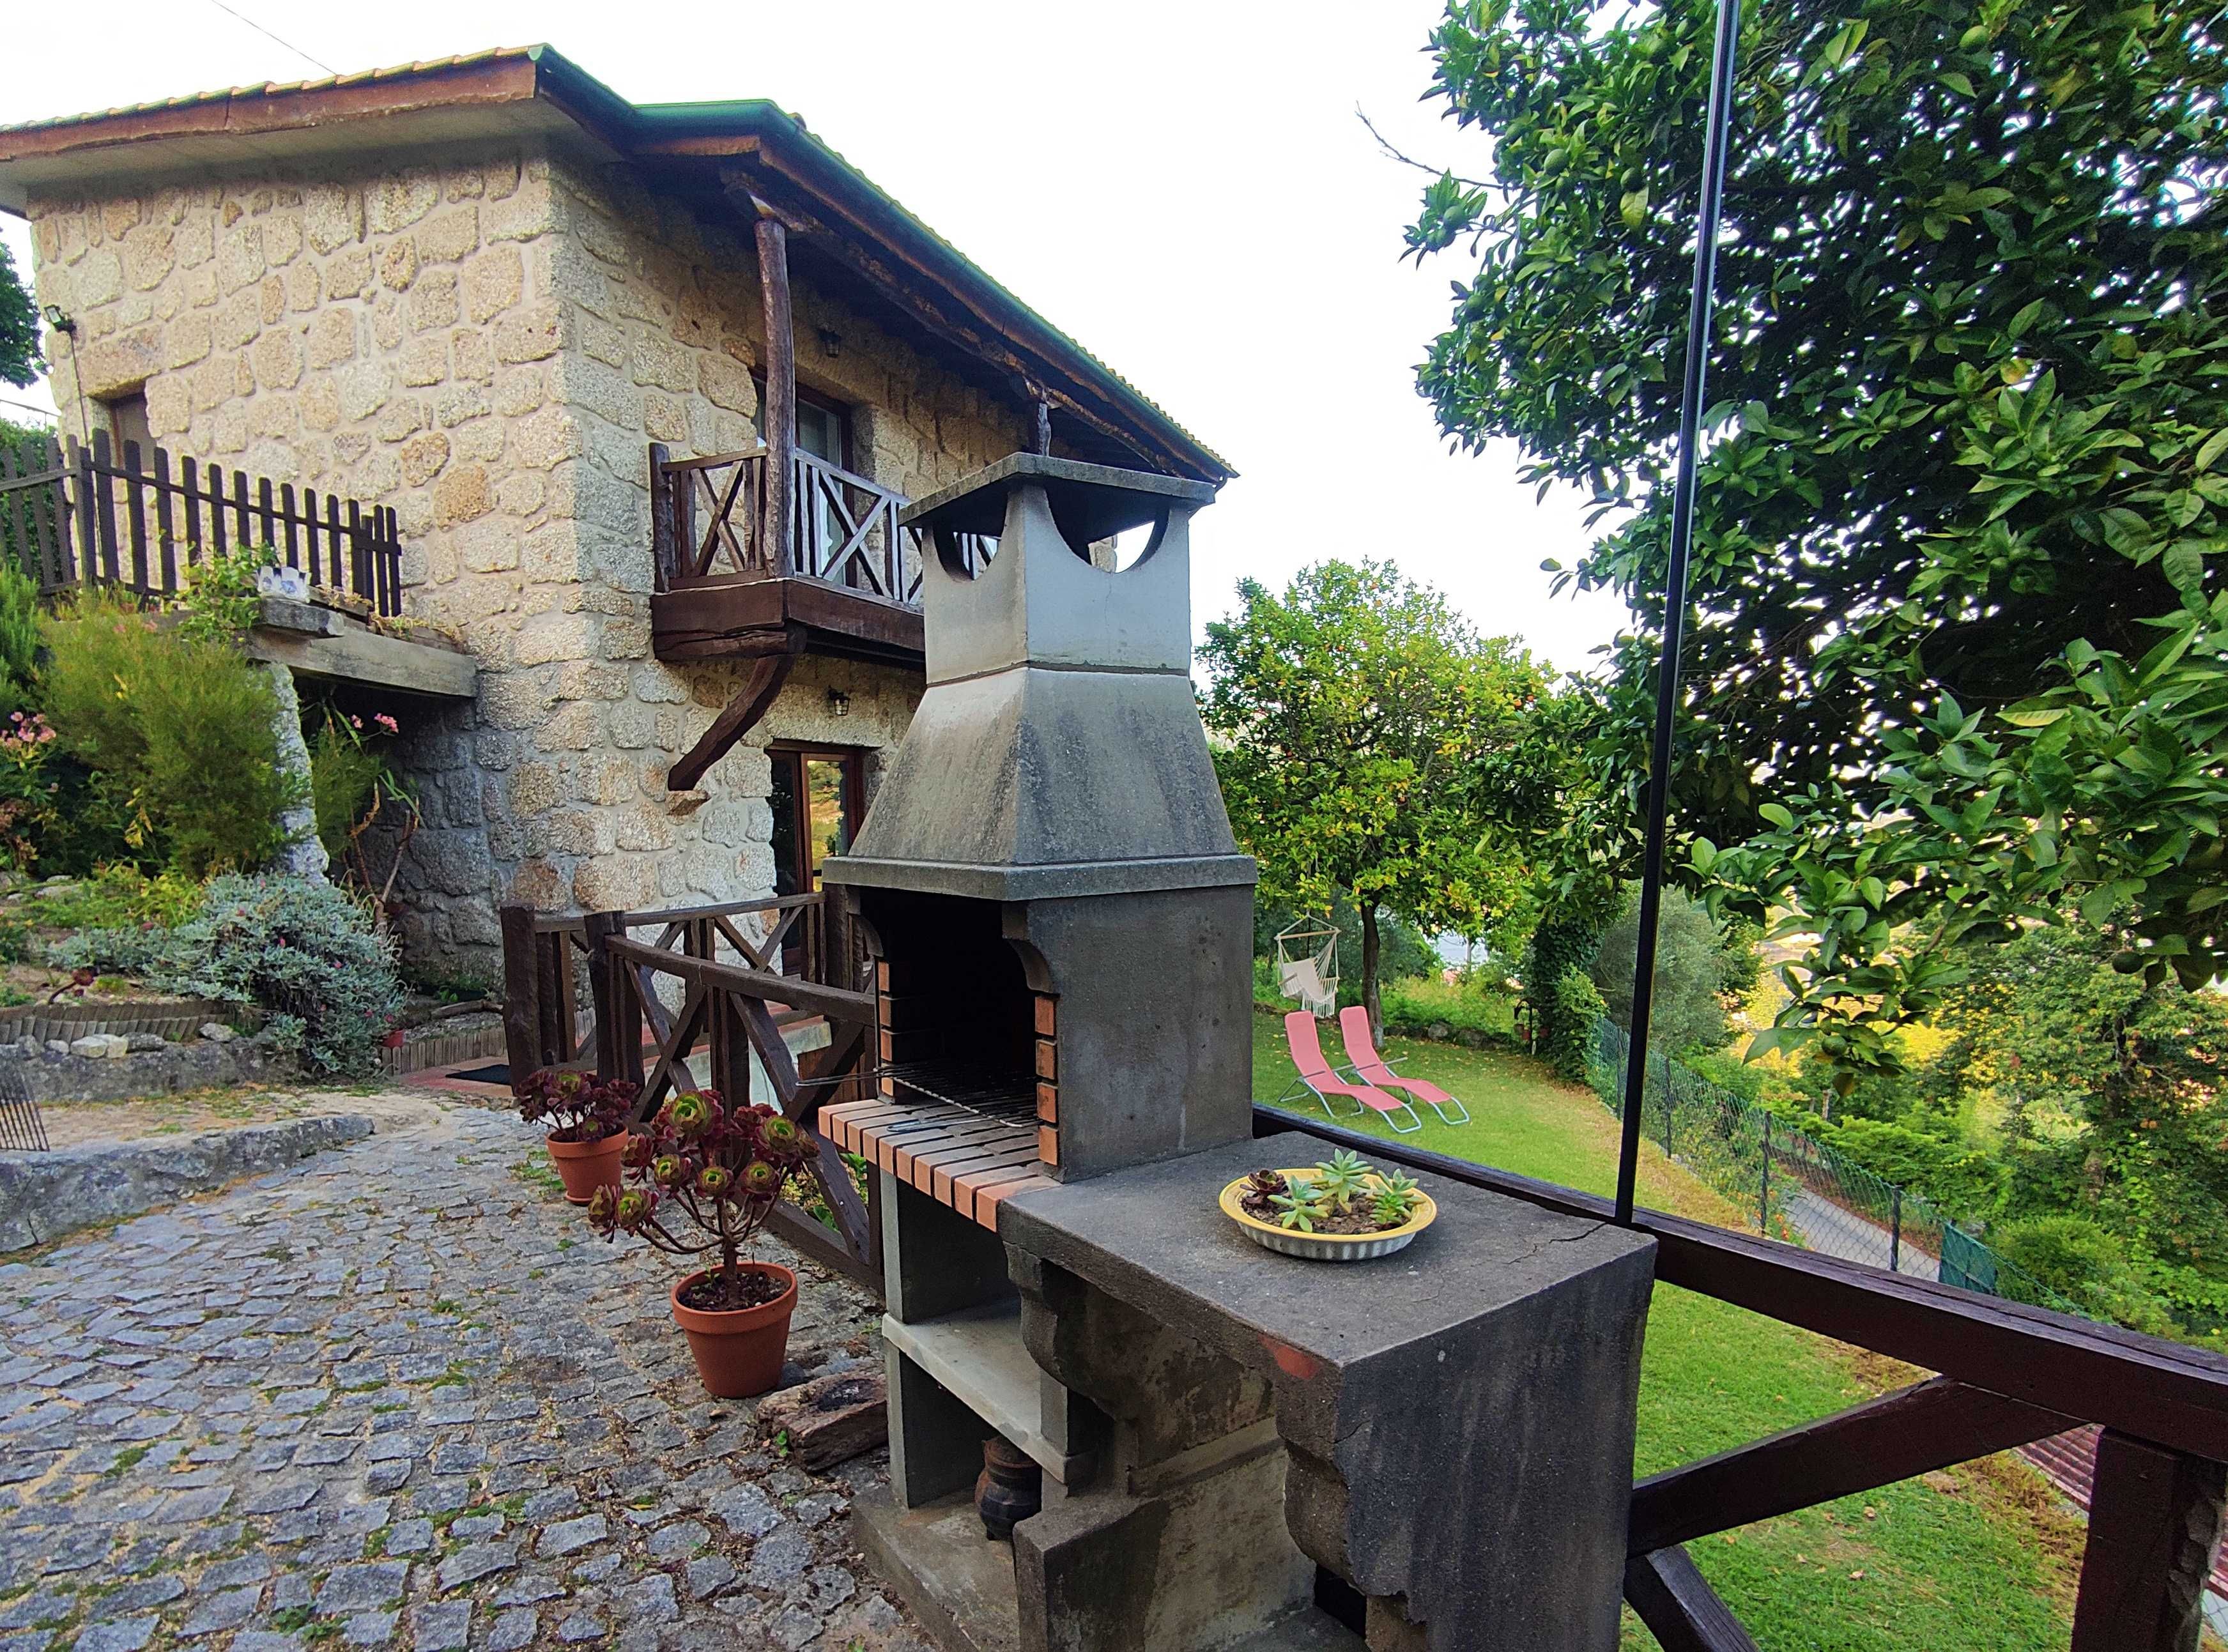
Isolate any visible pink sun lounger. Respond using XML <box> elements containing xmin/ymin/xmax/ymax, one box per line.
<box><xmin>1340</xmin><ymin>1007</ymin><xmax>1471</xmax><ymax>1126</ymax></box>
<box><xmin>1282</xmin><ymin>1012</ymin><xmax>1420</xmax><ymax>1134</ymax></box>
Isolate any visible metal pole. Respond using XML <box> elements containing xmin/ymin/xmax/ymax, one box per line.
<box><xmin>1759</xmin><ymin>1113</ymin><xmax>1771</xmax><ymax>1235</ymax></box>
<box><xmin>1614</xmin><ymin>0</ymin><xmax>1745</xmax><ymax>1227</ymax></box>
<box><xmin>1890</xmin><ymin>1187</ymin><xmax>1903</xmax><ymax>1276</ymax></box>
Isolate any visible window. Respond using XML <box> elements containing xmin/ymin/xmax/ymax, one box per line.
<box><xmin>768</xmin><ymin>745</ymin><xmax>864</xmax><ymax>899</ymax></box>
<box><xmin>755</xmin><ymin>378</ymin><xmax>851</xmax><ymax>470</ymax></box>
<box><xmin>102</xmin><ymin>390</ymin><xmax>151</xmax><ymax>458</ymax></box>
<box><xmin>768</xmin><ymin>744</ymin><xmax>866</xmax><ymax>975</ymax></box>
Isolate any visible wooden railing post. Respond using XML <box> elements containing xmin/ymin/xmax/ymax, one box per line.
<box><xmin>583</xmin><ymin>910</ymin><xmax>643</xmax><ymax>1087</ymax></box>
<box><xmin>648</xmin><ymin>442</ymin><xmax>675</xmax><ymax>592</ymax></box>
<box><xmin>2070</xmin><ymin>1431</ymin><xmax>2225</xmax><ymax>1651</ymax></box>
<box><xmin>498</xmin><ymin>905</ymin><xmax>542</xmax><ymax>1086</ymax></box>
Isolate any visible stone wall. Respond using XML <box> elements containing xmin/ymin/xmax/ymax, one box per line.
<box><xmin>27</xmin><ymin>139</ymin><xmax>1028</xmax><ymax>975</ymax></box>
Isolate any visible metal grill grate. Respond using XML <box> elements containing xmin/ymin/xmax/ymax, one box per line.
<box><xmin>875</xmin><ymin>1060</ymin><xmax>1036</xmax><ymax>1133</ymax></box>
<box><xmin>0</xmin><ymin>1062</ymin><xmax>48</xmax><ymax>1152</ymax></box>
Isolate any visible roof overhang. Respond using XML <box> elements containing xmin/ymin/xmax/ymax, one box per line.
<box><xmin>0</xmin><ymin>47</ymin><xmax>1229</xmax><ymax>484</ymax></box>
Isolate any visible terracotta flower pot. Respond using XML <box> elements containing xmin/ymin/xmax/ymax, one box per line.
<box><xmin>670</xmin><ymin>1263</ymin><xmax>798</xmax><ymax>1398</ymax></box>
<box><xmin>544</xmin><ymin>1129</ymin><xmax>627</xmax><ymax>1205</ymax></box>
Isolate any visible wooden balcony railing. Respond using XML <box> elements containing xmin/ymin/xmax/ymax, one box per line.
<box><xmin>649</xmin><ymin>442</ymin><xmax>990</xmax><ymax>607</ymax></box>
<box><xmin>1264</xmin><ymin>1106</ymin><xmax>2228</xmax><ymax>1652</ymax></box>
<box><xmin>0</xmin><ymin>431</ymin><xmax>404</xmax><ymax>615</ymax></box>
<box><xmin>651</xmin><ymin>443</ymin><xmax>918</xmax><ymax>602</ymax></box>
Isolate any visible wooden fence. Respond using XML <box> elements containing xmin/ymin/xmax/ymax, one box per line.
<box><xmin>500</xmin><ymin>893</ymin><xmax>880</xmax><ymax>1290</ymax></box>
<box><xmin>0</xmin><ymin>431</ymin><xmax>403</xmax><ymax>615</ymax></box>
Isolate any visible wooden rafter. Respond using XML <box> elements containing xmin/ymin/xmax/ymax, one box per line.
<box><xmin>666</xmin><ymin>652</ymin><xmax>795</xmax><ymax>793</ymax></box>
<box><xmin>718</xmin><ymin>162</ymin><xmax>1206</xmax><ymax>481</ymax></box>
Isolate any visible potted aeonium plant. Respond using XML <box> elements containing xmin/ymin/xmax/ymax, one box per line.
<box><xmin>516</xmin><ymin>1068</ymin><xmax>638</xmax><ymax>1205</ymax></box>
<box><xmin>587</xmin><ymin>1087</ymin><xmax>812</xmax><ymax>1398</ymax></box>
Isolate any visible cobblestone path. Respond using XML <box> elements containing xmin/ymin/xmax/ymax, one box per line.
<box><xmin>0</xmin><ymin>1096</ymin><xmax>929</xmax><ymax>1652</ymax></box>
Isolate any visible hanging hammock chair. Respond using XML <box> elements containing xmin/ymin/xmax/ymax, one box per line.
<box><xmin>1274</xmin><ymin>917</ymin><xmax>1340</xmax><ymax>1018</ymax></box>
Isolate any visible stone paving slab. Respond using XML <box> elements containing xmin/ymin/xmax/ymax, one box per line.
<box><xmin>0</xmin><ymin>1096</ymin><xmax>933</xmax><ymax>1652</ymax></box>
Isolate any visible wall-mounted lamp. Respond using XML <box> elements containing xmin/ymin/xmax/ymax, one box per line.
<box><xmin>826</xmin><ymin>688</ymin><xmax>850</xmax><ymax>718</ymax></box>
<box><xmin>40</xmin><ymin>304</ymin><xmax>75</xmax><ymax>335</ymax></box>
<box><xmin>817</xmin><ymin>327</ymin><xmax>842</xmax><ymax>359</ymax></box>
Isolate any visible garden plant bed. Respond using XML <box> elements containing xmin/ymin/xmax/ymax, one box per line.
<box><xmin>0</xmin><ymin>998</ymin><xmax>250</xmax><ymax>1044</ymax></box>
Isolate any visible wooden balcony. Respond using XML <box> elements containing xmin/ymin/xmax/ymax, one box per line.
<box><xmin>648</xmin><ymin>443</ymin><xmax>985</xmax><ymax>670</ymax></box>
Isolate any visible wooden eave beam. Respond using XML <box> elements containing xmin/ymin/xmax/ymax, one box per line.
<box><xmin>665</xmin><ymin>651</ymin><xmax>794</xmax><ymax>793</ymax></box>
<box><xmin>715</xmin><ymin>161</ymin><xmax>1212</xmax><ymax>482</ymax></box>
<box><xmin>0</xmin><ymin>55</ymin><xmax>542</xmax><ymax>164</ymax></box>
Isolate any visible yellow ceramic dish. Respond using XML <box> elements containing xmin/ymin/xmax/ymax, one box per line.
<box><xmin>1218</xmin><ymin>1170</ymin><xmax>1438</xmax><ymax>1261</ymax></box>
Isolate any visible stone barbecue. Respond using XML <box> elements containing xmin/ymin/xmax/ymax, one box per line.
<box><xmin>817</xmin><ymin>455</ymin><xmax>1656</xmax><ymax>1652</ymax></box>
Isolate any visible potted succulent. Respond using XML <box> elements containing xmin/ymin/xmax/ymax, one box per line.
<box><xmin>588</xmin><ymin>1087</ymin><xmax>811</xmax><ymax>1398</ymax></box>
<box><xmin>516</xmin><ymin>1068</ymin><xmax>639</xmax><ymax>1205</ymax></box>
<box><xmin>1218</xmin><ymin>1149</ymin><xmax>1438</xmax><ymax>1261</ymax></box>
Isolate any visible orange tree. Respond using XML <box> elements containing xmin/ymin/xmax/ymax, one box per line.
<box><xmin>1199</xmin><ymin>559</ymin><xmax>1553</xmax><ymax>1035</ymax></box>
<box><xmin>1410</xmin><ymin>0</ymin><xmax>2228</xmax><ymax>1076</ymax></box>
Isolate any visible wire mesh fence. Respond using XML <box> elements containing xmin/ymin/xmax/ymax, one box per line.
<box><xmin>1589</xmin><ymin>1019</ymin><xmax>2084</xmax><ymax>1316</ymax></box>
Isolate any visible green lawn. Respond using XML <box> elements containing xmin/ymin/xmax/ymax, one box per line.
<box><xmin>1252</xmin><ymin>1014</ymin><xmax>2085</xmax><ymax>1651</ymax></box>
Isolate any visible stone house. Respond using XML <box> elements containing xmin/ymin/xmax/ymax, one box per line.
<box><xmin>0</xmin><ymin>46</ymin><xmax>1227</xmax><ymax>980</ymax></box>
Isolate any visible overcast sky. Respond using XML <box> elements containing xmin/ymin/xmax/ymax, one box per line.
<box><xmin>1</xmin><ymin>0</ymin><xmax>1631</xmax><ymax>672</ymax></box>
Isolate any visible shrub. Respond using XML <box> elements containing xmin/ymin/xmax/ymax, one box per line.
<box><xmin>66</xmin><ymin>874</ymin><xmax>401</xmax><ymax>1076</ymax></box>
<box><xmin>0</xmin><ymin>711</ymin><xmax>56</xmax><ymax>871</ymax></box>
<box><xmin>1817</xmin><ymin>1117</ymin><xmax>2008</xmax><ymax>1223</ymax></box>
<box><xmin>1379</xmin><ymin>975</ymin><xmax>1515</xmax><ymax>1043</ymax></box>
<box><xmin>35</xmin><ymin>863</ymin><xmax>204</xmax><ymax>932</ymax></box>
<box><xmin>39</xmin><ymin>591</ymin><xmax>301</xmax><ymax>876</ymax></box>
<box><xmin>1991</xmin><ymin>1214</ymin><xmax>2176</xmax><ymax>1336</ymax></box>
<box><xmin>1548</xmin><ymin>967</ymin><xmax>1606</xmax><ymax>1083</ymax></box>
<box><xmin>0</xmin><ymin>563</ymin><xmax>40</xmax><ymax>720</ymax></box>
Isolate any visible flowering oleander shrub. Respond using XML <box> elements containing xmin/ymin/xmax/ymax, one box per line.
<box><xmin>588</xmin><ymin>1088</ymin><xmax>814</xmax><ymax>1310</ymax></box>
<box><xmin>516</xmin><ymin>1067</ymin><xmax>636</xmax><ymax>1143</ymax></box>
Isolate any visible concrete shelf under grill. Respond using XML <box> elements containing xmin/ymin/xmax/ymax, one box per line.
<box><xmin>854</xmin><ymin>1488</ymin><xmax>1369</xmax><ymax>1652</ymax></box>
<box><xmin>882</xmin><ymin>1299</ymin><xmax>1088</xmax><ymax>1485</ymax></box>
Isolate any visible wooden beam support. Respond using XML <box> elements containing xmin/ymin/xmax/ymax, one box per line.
<box><xmin>666</xmin><ymin>652</ymin><xmax>794</xmax><ymax>792</ymax></box>
<box><xmin>718</xmin><ymin>161</ymin><xmax>1206</xmax><ymax>480</ymax></box>
<box><xmin>498</xmin><ymin>905</ymin><xmax>541</xmax><ymax>1085</ymax></box>
<box><xmin>739</xmin><ymin>190</ymin><xmax>797</xmax><ymax>572</ymax></box>
<box><xmin>1624</xmin><ymin>1549</ymin><xmax>1758</xmax><ymax>1652</ymax></box>
<box><xmin>1629</xmin><ymin>1375</ymin><xmax>2072</xmax><ymax>1553</ymax></box>
<box><xmin>2071</xmin><ymin>1430</ymin><xmax>2225</xmax><ymax>1651</ymax></box>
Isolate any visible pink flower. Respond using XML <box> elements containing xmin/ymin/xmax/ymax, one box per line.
<box><xmin>374</xmin><ymin>713</ymin><xmax>399</xmax><ymax>734</ymax></box>
<box><xmin>349</xmin><ymin>715</ymin><xmax>364</xmax><ymax>731</ymax></box>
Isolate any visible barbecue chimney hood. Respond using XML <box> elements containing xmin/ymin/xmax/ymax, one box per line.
<box><xmin>822</xmin><ymin>453</ymin><xmax>1254</xmax><ymax>903</ymax></box>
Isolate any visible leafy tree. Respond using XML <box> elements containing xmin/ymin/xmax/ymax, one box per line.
<box><xmin>0</xmin><ymin>244</ymin><xmax>37</xmax><ymax>391</ymax></box>
<box><xmin>1590</xmin><ymin>883</ymin><xmax>1751</xmax><ymax>1059</ymax></box>
<box><xmin>1201</xmin><ymin>560</ymin><xmax>1548</xmax><ymax>1034</ymax></box>
<box><xmin>1920</xmin><ymin>919</ymin><xmax>2228</xmax><ymax>1281</ymax></box>
<box><xmin>1410</xmin><ymin>0</ymin><xmax>2228</xmax><ymax>1073</ymax></box>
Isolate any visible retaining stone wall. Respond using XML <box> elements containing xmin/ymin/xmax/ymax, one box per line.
<box><xmin>0</xmin><ymin>1113</ymin><xmax>374</xmax><ymax>1251</ymax></box>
